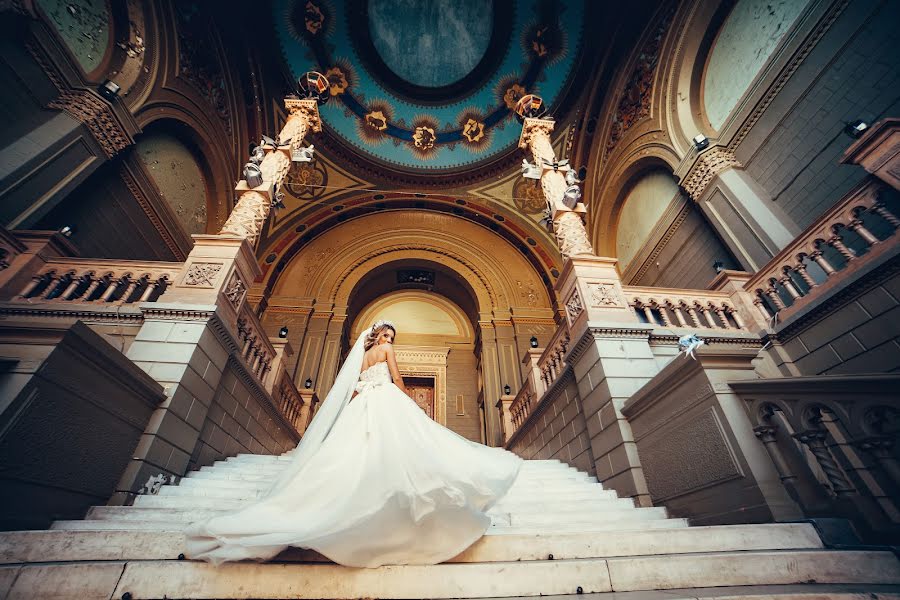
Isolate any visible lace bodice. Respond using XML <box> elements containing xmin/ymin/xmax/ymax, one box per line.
<box><xmin>355</xmin><ymin>361</ymin><xmax>392</xmax><ymax>394</ymax></box>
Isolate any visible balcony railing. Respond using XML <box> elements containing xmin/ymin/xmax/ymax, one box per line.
<box><xmin>624</xmin><ymin>286</ymin><xmax>750</xmax><ymax>332</ymax></box>
<box><xmin>12</xmin><ymin>259</ymin><xmax>179</xmax><ymax>304</ymax></box>
<box><xmin>745</xmin><ymin>180</ymin><xmax>900</xmax><ymax>323</ymax></box>
<box><xmin>508</xmin><ymin>321</ymin><xmax>570</xmax><ymax>435</ymax></box>
<box><xmin>732</xmin><ymin>374</ymin><xmax>900</xmax><ymax>542</ymax></box>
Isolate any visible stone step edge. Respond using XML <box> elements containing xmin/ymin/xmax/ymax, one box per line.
<box><xmin>5</xmin><ymin>551</ymin><xmax>898</xmax><ymax>600</ymax></box>
<box><xmin>0</xmin><ymin>524</ymin><xmax>824</xmax><ymax>565</ymax></box>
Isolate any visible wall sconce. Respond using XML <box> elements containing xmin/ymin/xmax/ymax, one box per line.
<box><xmin>844</xmin><ymin>119</ymin><xmax>869</xmax><ymax>139</ymax></box>
<box><xmin>503</xmin><ymin>384</ymin><xmax>511</xmax><ymax>395</ymax></box>
<box><xmin>58</xmin><ymin>226</ymin><xmax>74</xmax><ymax>238</ymax></box>
<box><xmin>530</xmin><ymin>336</ymin><xmax>539</xmax><ymax>348</ymax></box>
<box><xmin>692</xmin><ymin>134</ymin><xmax>710</xmax><ymax>151</ymax></box>
<box><xmin>304</xmin><ymin>378</ymin><xmax>313</xmax><ymax>389</ymax></box>
<box><xmin>713</xmin><ymin>260</ymin><xmax>725</xmax><ymax>274</ymax></box>
<box><xmin>278</xmin><ymin>326</ymin><xmax>289</xmax><ymax>338</ymax></box>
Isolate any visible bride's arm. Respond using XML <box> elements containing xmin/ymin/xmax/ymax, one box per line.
<box><xmin>383</xmin><ymin>344</ymin><xmax>410</xmax><ymax>396</ymax></box>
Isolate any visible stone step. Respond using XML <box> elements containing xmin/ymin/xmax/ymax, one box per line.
<box><xmin>185</xmin><ymin>468</ymin><xmax>597</xmax><ymax>484</ymax></box>
<box><xmin>50</xmin><ymin>517</ymin><xmax>690</xmax><ymax>534</ymax></box>
<box><xmin>172</xmin><ymin>476</ymin><xmax>607</xmax><ymax>495</ymax></box>
<box><xmin>6</xmin><ymin>550</ymin><xmax>897</xmax><ymax>599</ymax></box>
<box><xmin>0</xmin><ymin>524</ymin><xmax>824</xmax><ymax>564</ymax></box>
<box><xmin>82</xmin><ymin>505</ymin><xmax>671</xmax><ymax>529</ymax></box>
<box><xmin>155</xmin><ymin>483</ymin><xmax>620</xmax><ymax>502</ymax></box>
<box><xmin>132</xmin><ymin>493</ymin><xmax>636</xmax><ymax>513</ymax></box>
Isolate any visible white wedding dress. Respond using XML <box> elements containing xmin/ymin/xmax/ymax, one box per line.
<box><xmin>184</xmin><ymin>343</ymin><xmax>523</xmax><ymax>568</ymax></box>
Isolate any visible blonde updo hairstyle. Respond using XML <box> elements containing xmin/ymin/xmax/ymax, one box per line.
<box><xmin>363</xmin><ymin>320</ymin><xmax>396</xmax><ymax>351</ymax></box>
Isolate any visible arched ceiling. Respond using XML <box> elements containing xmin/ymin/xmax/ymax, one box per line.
<box><xmin>273</xmin><ymin>0</ymin><xmax>586</xmax><ymax>177</ymax></box>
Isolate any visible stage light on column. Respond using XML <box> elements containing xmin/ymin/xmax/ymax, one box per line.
<box><xmin>530</xmin><ymin>336</ymin><xmax>539</xmax><ymax>348</ymax></box>
<box><xmin>692</xmin><ymin>134</ymin><xmax>709</xmax><ymax>151</ymax></box>
<box><xmin>514</xmin><ymin>94</ymin><xmax>546</xmax><ymax>123</ymax></box>
<box><xmin>278</xmin><ymin>326</ymin><xmax>289</xmax><ymax>338</ymax></box>
<box><xmin>844</xmin><ymin>119</ymin><xmax>869</xmax><ymax>139</ymax></box>
<box><xmin>297</xmin><ymin>71</ymin><xmax>330</xmax><ymax>105</ymax></box>
<box><xmin>98</xmin><ymin>79</ymin><xmax>120</xmax><ymax>100</ymax></box>
<box><xmin>304</xmin><ymin>378</ymin><xmax>313</xmax><ymax>389</ymax></box>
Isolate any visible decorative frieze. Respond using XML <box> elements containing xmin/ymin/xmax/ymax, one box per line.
<box><xmin>680</xmin><ymin>147</ymin><xmax>741</xmax><ymax>201</ymax></box>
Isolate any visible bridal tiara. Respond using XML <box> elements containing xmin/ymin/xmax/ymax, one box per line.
<box><xmin>371</xmin><ymin>319</ymin><xmax>396</xmax><ymax>331</ymax></box>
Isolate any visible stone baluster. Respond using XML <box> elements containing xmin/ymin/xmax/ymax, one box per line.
<box><xmin>794</xmin><ymin>263</ymin><xmax>817</xmax><ymax>289</ymax></box>
<box><xmin>640</xmin><ymin>303</ymin><xmax>655</xmax><ymax>325</ymax></box>
<box><xmin>669</xmin><ymin>301</ymin><xmax>689</xmax><ymax>327</ymax></box>
<box><xmin>856</xmin><ymin>437</ymin><xmax>900</xmax><ymax>487</ymax></box>
<box><xmin>654</xmin><ymin>303</ymin><xmax>673</xmax><ymax>326</ymax></box>
<box><xmin>682</xmin><ymin>302</ymin><xmax>701</xmax><ymax>327</ymax></box>
<box><xmin>711</xmin><ymin>304</ymin><xmax>731</xmax><ymax>329</ymax></box>
<box><xmin>18</xmin><ymin>272</ymin><xmax>52</xmax><ymax>299</ymax></box>
<box><xmin>872</xmin><ymin>201</ymin><xmax>900</xmax><ymax>228</ymax></box>
<box><xmin>754</xmin><ymin>424</ymin><xmax>803</xmax><ymax>504</ymax></box>
<box><xmin>765</xmin><ymin>285</ymin><xmax>787</xmax><ymax>311</ymax></box>
<box><xmin>779</xmin><ymin>269</ymin><xmax>803</xmax><ymax>300</ymax></box>
<box><xmin>43</xmin><ymin>272</ymin><xmax>72</xmax><ymax>299</ymax></box>
<box><xmin>754</xmin><ymin>296</ymin><xmax>773</xmax><ymax>321</ymax></box>
<box><xmin>116</xmin><ymin>277</ymin><xmax>142</xmax><ymax>304</ymax></box>
<box><xmin>828</xmin><ymin>235</ymin><xmax>855</xmax><ymax>262</ymax></box>
<box><xmin>728</xmin><ymin>306</ymin><xmax>746</xmax><ymax>330</ymax></box>
<box><xmin>60</xmin><ymin>273</ymin><xmax>87</xmax><ymax>300</ymax></box>
<box><xmin>810</xmin><ymin>250</ymin><xmax>837</xmax><ymax>275</ymax></box>
<box><xmin>846</xmin><ymin>218</ymin><xmax>880</xmax><ymax>246</ymax></box>
<box><xmin>793</xmin><ymin>429</ymin><xmax>855</xmax><ymax>497</ymax></box>
<box><xmin>695</xmin><ymin>303</ymin><xmax>716</xmax><ymax>328</ymax></box>
<box><xmin>99</xmin><ymin>276</ymin><xmax>125</xmax><ymax>302</ymax></box>
<box><xmin>138</xmin><ymin>276</ymin><xmax>165</xmax><ymax>302</ymax></box>
<box><xmin>220</xmin><ymin>99</ymin><xmax>322</xmax><ymax>248</ymax></box>
<box><xmin>81</xmin><ymin>275</ymin><xmax>107</xmax><ymax>301</ymax></box>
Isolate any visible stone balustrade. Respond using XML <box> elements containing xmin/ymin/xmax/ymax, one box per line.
<box><xmin>235</xmin><ymin>304</ymin><xmax>275</xmax><ymax>383</ymax></box>
<box><xmin>744</xmin><ymin>180</ymin><xmax>899</xmax><ymax>322</ymax></box>
<box><xmin>508</xmin><ymin>322</ymin><xmax>570</xmax><ymax>434</ymax></box>
<box><xmin>623</xmin><ymin>286</ymin><xmax>750</xmax><ymax>332</ymax></box>
<box><xmin>12</xmin><ymin>259</ymin><xmax>179</xmax><ymax>304</ymax></box>
<box><xmin>271</xmin><ymin>368</ymin><xmax>306</xmax><ymax>434</ymax></box>
<box><xmin>732</xmin><ymin>374</ymin><xmax>900</xmax><ymax>542</ymax></box>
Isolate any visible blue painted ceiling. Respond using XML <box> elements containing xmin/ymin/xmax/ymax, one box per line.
<box><xmin>274</xmin><ymin>0</ymin><xmax>586</xmax><ymax>174</ymax></box>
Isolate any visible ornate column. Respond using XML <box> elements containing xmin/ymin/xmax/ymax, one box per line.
<box><xmin>219</xmin><ymin>98</ymin><xmax>322</xmax><ymax>247</ymax></box>
<box><xmin>518</xmin><ymin>117</ymin><xmax>593</xmax><ymax>260</ymax></box>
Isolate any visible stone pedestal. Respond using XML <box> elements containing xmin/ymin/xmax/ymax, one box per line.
<box><xmin>496</xmin><ymin>394</ymin><xmax>516</xmax><ymax>444</ymax></box>
<box><xmin>622</xmin><ymin>347</ymin><xmax>803</xmax><ymax>525</ymax></box>
<box><xmin>555</xmin><ymin>255</ymin><xmax>655</xmax><ymax>506</ymax></box>
<box><xmin>842</xmin><ymin>118</ymin><xmax>900</xmax><ymax>190</ymax></box>
<box><xmin>298</xmin><ymin>390</ymin><xmax>320</xmax><ymax>434</ymax></box>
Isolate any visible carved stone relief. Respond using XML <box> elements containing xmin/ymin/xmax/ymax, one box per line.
<box><xmin>183</xmin><ymin>262</ymin><xmax>222</xmax><ymax>287</ymax></box>
<box><xmin>588</xmin><ymin>282</ymin><xmax>624</xmax><ymax>308</ymax></box>
<box><xmin>565</xmin><ymin>288</ymin><xmax>584</xmax><ymax>321</ymax></box>
<box><xmin>223</xmin><ymin>272</ymin><xmax>246</xmax><ymax>309</ymax></box>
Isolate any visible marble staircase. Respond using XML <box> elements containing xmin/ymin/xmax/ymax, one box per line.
<box><xmin>1</xmin><ymin>453</ymin><xmax>899</xmax><ymax>599</ymax></box>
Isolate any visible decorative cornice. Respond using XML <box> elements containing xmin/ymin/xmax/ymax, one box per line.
<box><xmin>567</xmin><ymin>325</ymin><xmax>654</xmax><ymax>365</ymax></box>
<box><xmin>648</xmin><ymin>333</ymin><xmax>762</xmax><ymax>348</ymax></box>
<box><xmin>0</xmin><ymin>303</ymin><xmax>144</xmax><ymax>321</ymax></box>
<box><xmin>680</xmin><ymin>147</ymin><xmax>741</xmax><ymax>201</ymax></box>
<box><xmin>119</xmin><ymin>164</ymin><xmax>187</xmax><ymax>260</ymax></box>
<box><xmin>139</xmin><ymin>305</ymin><xmax>217</xmax><ymax>321</ymax></box>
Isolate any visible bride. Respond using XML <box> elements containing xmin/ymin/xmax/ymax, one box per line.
<box><xmin>184</xmin><ymin>319</ymin><xmax>523</xmax><ymax>568</ymax></box>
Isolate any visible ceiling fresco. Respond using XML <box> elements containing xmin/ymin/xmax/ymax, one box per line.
<box><xmin>273</xmin><ymin>0</ymin><xmax>585</xmax><ymax>172</ymax></box>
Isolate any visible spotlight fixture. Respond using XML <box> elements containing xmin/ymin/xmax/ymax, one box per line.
<box><xmin>713</xmin><ymin>260</ymin><xmax>725</xmax><ymax>274</ymax></box>
<box><xmin>521</xmin><ymin>159</ymin><xmax>542</xmax><ymax>180</ymax></box>
<box><xmin>59</xmin><ymin>226</ymin><xmax>74</xmax><ymax>237</ymax></box>
<box><xmin>844</xmin><ymin>119</ymin><xmax>869</xmax><ymax>139</ymax></box>
<box><xmin>243</xmin><ymin>162</ymin><xmax>263</xmax><ymax>188</ymax></box>
<box><xmin>98</xmin><ymin>79</ymin><xmax>120</xmax><ymax>101</ymax></box>
<box><xmin>514</xmin><ymin>94</ymin><xmax>546</xmax><ymax>123</ymax></box>
<box><xmin>692</xmin><ymin>134</ymin><xmax>710</xmax><ymax>151</ymax></box>
<box><xmin>530</xmin><ymin>336</ymin><xmax>539</xmax><ymax>348</ymax></box>
<box><xmin>278</xmin><ymin>326</ymin><xmax>289</xmax><ymax>338</ymax></box>
<box><xmin>291</xmin><ymin>144</ymin><xmax>315</xmax><ymax>163</ymax></box>
<box><xmin>297</xmin><ymin>71</ymin><xmax>330</xmax><ymax>105</ymax></box>
<box><xmin>503</xmin><ymin>384</ymin><xmax>512</xmax><ymax>395</ymax></box>
<box><xmin>271</xmin><ymin>190</ymin><xmax>286</xmax><ymax>211</ymax></box>
<box><xmin>304</xmin><ymin>378</ymin><xmax>313</xmax><ymax>389</ymax></box>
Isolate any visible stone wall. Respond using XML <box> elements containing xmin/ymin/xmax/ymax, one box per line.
<box><xmin>444</xmin><ymin>346</ymin><xmax>482</xmax><ymax>442</ymax></box>
<box><xmin>189</xmin><ymin>356</ymin><xmax>300</xmax><ymax>472</ymax></box>
<box><xmin>506</xmin><ymin>369</ymin><xmax>595</xmax><ymax>476</ymax></box>
<box><xmin>0</xmin><ymin>321</ymin><xmax>164</xmax><ymax>530</ymax></box>
<box><xmin>771</xmin><ymin>252</ymin><xmax>900</xmax><ymax>375</ymax></box>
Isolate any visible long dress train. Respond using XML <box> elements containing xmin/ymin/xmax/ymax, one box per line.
<box><xmin>184</xmin><ymin>361</ymin><xmax>523</xmax><ymax>567</ymax></box>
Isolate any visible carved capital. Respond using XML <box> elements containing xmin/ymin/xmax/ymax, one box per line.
<box><xmin>518</xmin><ymin>117</ymin><xmax>555</xmax><ymax>150</ymax></box>
<box><xmin>681</xmin><ymin>147</ymin><xmax>741</xmax><ymax>201</ymax></box>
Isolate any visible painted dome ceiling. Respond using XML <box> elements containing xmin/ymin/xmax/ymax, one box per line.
<box><xmin>274</xmin><ymin>0</ymin><xmax>586</xmax><ymax>174</ymax></box>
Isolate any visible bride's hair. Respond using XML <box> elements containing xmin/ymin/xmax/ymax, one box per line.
<box><xmin>364</xmin><ymin>320</ymin><xmax>396</xmax><ymax>351</ymax></box>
